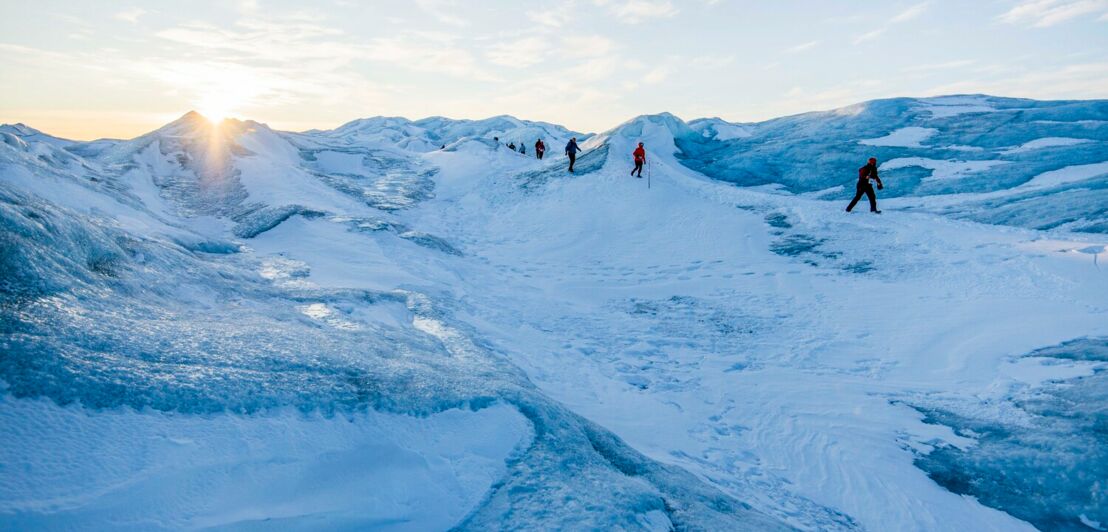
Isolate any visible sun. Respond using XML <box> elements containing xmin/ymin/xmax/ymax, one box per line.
<box><xmin>195</xmin><ymin>94</ymin><xmax>237</xmax><ymax>124</ymax></box>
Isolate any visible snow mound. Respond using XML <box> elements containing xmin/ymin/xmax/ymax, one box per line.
<box><xmin>689</xmin><ymin>117</ymin><xmax>754</xmax><ymax>141</ymax></box>
<box><xmin>588</xmin><ymin>112</ymin><xmax>697</xmax><ymax>162</ymax></box>
<box><xmin>859</xmin><ymin>127</ymin><xmax>937</xmax><ymax>148</ymax></box>
<box><xmin>1001</xmin><ymin>137</ymin><xmax>1093</xmax><ymax>154</ymax></box>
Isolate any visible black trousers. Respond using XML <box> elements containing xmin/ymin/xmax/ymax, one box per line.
<box><xmin>847</xmin><ymin>181</ymin><xmax>877</xmax><ymax>212</ymax></box>
<box><xmin>537</xmin><ymin>151</ymin><xmax>544</xmax><ymax>160</ymax></box>
<box><xmin>568</xmin><ymin>153</ymin><xmax>576</xmax><ymax>172</ymax></box>
<box><xmin>632</xmin><ymin>160</ymin><xmax>643</xmax><ymax>176</ymax></box>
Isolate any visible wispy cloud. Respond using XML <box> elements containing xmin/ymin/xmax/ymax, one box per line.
<box><xmin>414</xmin><ymin>0</ymin><xmax>469</xmax><ymax>27</ymax></box>
<box><xmin>785</xmin><ymin>40</ymin><xmax>820</xmax><ymax>54</ymax></box>
<box><xmin>924</xmin><ymin>61</ymin><xmax>1108</xmax><ymax>98</ymax></box>
<box><xmin>851</xmin><ymin>2</ymin><xmax>930</xmax><ymax>45</ymax></box>
<box><xmin>892</xmin><ymin>2</ymin><xmax>930</xmax><ymax>22</ymax></box>
<box><xmin>486</xmin><ymin>36</ymin><xmax>549</xmax><ymax>68</ymax></box>
<box><xmin>998</xmin><ymin>0</ymin><xmax>1108</xmax><ymax>27</ymax></box>
<box><xmin>901</xmin><ymin>59</ymin><xmax>976</xmax><ymax>73</ymax></box>
<box><xmin>527</xmin><ymin>9</ymin><xmax>574</xmax><ymax>28</ymax></box>
<box><xmin>643</xmin><ymin>65</ymin><xmax>671</xmax><ymax>84</ymax></box>
<box><xmin>690</xmin><ymin>54</ymin><xmax>735</xmax><ymax>68</ymax></box>
<box><xmin>114</xmin><ymin>8</ymin><xmax>147</xmax><ymax>24</ymax></box>
<box><xmin>561</xmin><ymin>34</ymin><xmax>619</xmax><ymax>58</ymax></box>
<box><xmin>365</xmin><ymin>33</ymin><xmax>499</xmax><ymax>81</ymax></box>
<box><xmin>595</xmin><ymin>0</ymin><xmax>679</xmax><ymax>23</ymax></box>
<box><xmin>853</xmin><ymin>29</ymin><xmax>886</xmax><ymax>44</ymax></box>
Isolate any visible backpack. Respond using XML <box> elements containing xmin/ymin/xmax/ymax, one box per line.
<box><xmin>858</xmin><ymin>166</ymin><xmax>869</xmax><ymax>180</ymax></box>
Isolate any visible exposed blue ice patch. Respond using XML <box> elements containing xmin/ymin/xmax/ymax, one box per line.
<box><xmin>174</xmin><ymin>237</ymin><xmax>241</xmax><ymax>255</ymax></box>
<box><xmin>770</xmin><ymin>234</ymin><xmax>825</xmax><ymax>257</ymax></box>
<box><xmin>335</xmin><ymin>216</ymin><xmax>462</xmax><ymax>255</ymax></box>
<box><xmin>516</xmin><ymin>144</ymin><xmax>610</xmax><ymax>191</ymax></box>
<box><xmin>911</xmin><ymin>337</ymin><xmax>1108</xmax><ymax>531</ymax></box>
<box><xmin>232</xmin><ymin>204</ymin><xmax>326</xmax><ymax>238</ymax></box>
<box><xmin>764</xmin><ymin>212</ymin><xmax>792</xmax><ymax>229</ymax></box>
<box><xmin>295</xmin><ymin>145</ymin><xmax>437</xmax><ymax>210</ymax></box>
<box><xmin>397</xmin><ymin>231</ymin><xmax>463</xmax><ymax>256</ymax></box>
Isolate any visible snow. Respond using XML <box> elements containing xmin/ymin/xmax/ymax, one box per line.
<box><xmin>859</xmin><ymin>126</ymin><xmax>937</xmax><ymax>147</ymax></box>
<box><xmin>916</xmin><ymin>95</ymin><xmax>998</xmax><ymax>118</ymax></box>
<box><xmin>1001</xmin><ymin>136</ymin><xmax>1093</xmax><ymax>154</ymax></box>
<box><xmin>1018</xmin><ymin>160</ymin><xmax>1108</xmax><ymax>189</ymax></box>
<box><xmin>689</xmin><ymin>117</ymin><xmax>753</xmax><ymax>141</ymax></box>
<box><xmin>0</xmin><ymin>397</ymin><xmax>530</xmax><ymax>530</ymax></box>
<box><xmin>3</xmin><ymin>96</ymin><xmax>1108</xmax><ymax>530</ymax></box>
<box><xmin>880</xmin><ymin>156</ymin><xmax>1008</xmax><ymax>182</ymax></box>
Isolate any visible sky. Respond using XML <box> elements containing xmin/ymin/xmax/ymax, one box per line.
<box><xmin>1</xmin><ymin>0</ymin><xmax>1107</xmax><ymax>140</ymax></box>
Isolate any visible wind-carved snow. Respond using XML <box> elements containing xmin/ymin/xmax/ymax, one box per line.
<box><xmin>859</xmin><ymin>126</ymin><xmax>937</xmax><ymax>147</ymax></box>
<box><xmin>1001</xmin><ymin>136</ymin><xmax>1093</xmax><ymax>154</ymax></box>
<box><xmin>916</xmin><ymin>95</ymin><xmax>998</xmax><ymax>118</ymax></box>
<box><xmin>881</xmin><ymin>157</ymin><xmax>1008</xmax><ymax>182</ymax></box>
<box><xmin>1016</xmin><ymin>161</ymin><xmax>1108</xmax><ymax>190</ymax></box>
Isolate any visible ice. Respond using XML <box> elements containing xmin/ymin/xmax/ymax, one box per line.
<box><xmin>675</xmin><ymin>95</ymin><xmax>1107</xmax><ymax>232</ymax></box>
<box><xmin>4</xmin><ymin>96</ymin><xmax>1108</xmax><ymax>530</ymax></box>
<box><xmin>0</xmin><ymin>114</ymin><xmax>792</xmax><ymax>529</ymax></box>
<box><xmin>0</xmin><ymin>397</ymin><xmax>530</xmax><ymax>530</ymax></box>
<box><xmin>689</xmin><ymin>117</ymin><xmax>754</xmax><ymax>141</ymax></box>
<box><xmin>912</xmin><ymin>338</ymin><xmax>1108</xmax><ymax>532</ymax></box>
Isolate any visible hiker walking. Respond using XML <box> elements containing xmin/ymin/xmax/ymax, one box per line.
<box><xmin>565</xmin><ymin>137</ymin><xmax>581</xmax><ymax>172</ymax></box>
<box><xmin>535</xmin><ymin>139</ymin><xmax>545</xmax><ymax>160</ymax></box>
<box><xmin>508</xmin><ymin>141</ymin><xmax>516</xmax><ymax>150</ymax></box>
<box><xmin>631</xmin><ymin>142</ymin><xmax>646</xmax><ymax>178</ymax></box>
<box><xmin>520</xmin><ymin>143</ymin><xmax>526</xmax><ymax>155</ymax></box>
<box><xmin>846</xmin><ymin>157</ymin><xmax>884</xmax><ymax>213</ymax></box>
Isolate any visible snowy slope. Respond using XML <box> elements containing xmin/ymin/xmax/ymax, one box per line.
<box><xmin>405</xmin><ymin>114</ymin><xmax>1107</xmax><ymax>531</ymax></box>
<box><xmin>2</xmin><ymin>99</ymin><xmax>1107</xmax><ymax>530</ymax></box>
<box><xmin>0</xmin><ymin>113</ymin><xmax>787</xmax><ymax>530</ymax></box>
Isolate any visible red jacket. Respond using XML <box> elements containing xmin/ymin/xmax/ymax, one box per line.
<box><xmin>633</xmin><ymin>146</ymin><xmax>645</xmax><ymax>162</ymax></box>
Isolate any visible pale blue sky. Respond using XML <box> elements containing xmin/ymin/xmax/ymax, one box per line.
<box><xmin>1</xmin><ymin>0</ymin><xmax>1106</xmax><ymax>139</ymax></box>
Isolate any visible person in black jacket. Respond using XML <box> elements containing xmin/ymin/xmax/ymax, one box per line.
<box><xmin>565</xmin><ymin>137</ymin><xmax>581</xmax><ymax>172</ymax></box>
<box><xmin>847</xmin><ymin>157</ymin><xmax>884</xmax><ymax>213</ymax></box>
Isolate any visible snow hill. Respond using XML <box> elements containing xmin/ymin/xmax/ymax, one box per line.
<box><xmin>1</xmin><ymin>96</ymin><xmax>1107</xmax><ymax>531</ymax></box>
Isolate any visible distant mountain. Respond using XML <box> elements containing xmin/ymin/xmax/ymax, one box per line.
<box><xmin>312</xmin><ymin>114</ymin><xmax>588</xmax><ymax>153</ymax></box>
<box><xmin>4</xmin><ymin>95</ymin><xmax>1106</xmax><ymax>232</ymax></box>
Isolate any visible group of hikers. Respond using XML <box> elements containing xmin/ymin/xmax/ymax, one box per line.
<box><xmin>561</xmin><ymin>137</ymin><xmax>646</xmax><ymax>177</ymax></box>
<box><xmin>495</xmin><ymin>136</ymin><xmax>885</xmax><ymax>213</ymax></box>
<box><xmin>496</xmin><ymin>136</ymin><xmax>647</xmax><ymax>177</ymax></box>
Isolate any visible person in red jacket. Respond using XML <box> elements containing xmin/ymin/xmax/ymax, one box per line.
<box><xmin>846</xmin><ymin>157</ymin><xmax>884</xmax><ymax>213</ymax></box>
<box><xmin>535</xmin><ymin>139</ymin><xmax>545</xmax><ymax>160</ymax></box>
<box><xmin>631</xmin><ymin>142</ymin><xmax>646</xmax><ymax>178</ymax></box>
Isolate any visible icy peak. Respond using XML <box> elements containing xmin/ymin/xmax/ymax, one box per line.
<box><xmin>585</xmin><ymin>112</ymin><xmax>695</xmax><ymax>155</ymax></box>
<box><xmin>0</xmin><ymin>123</ymin><xmax>41</xmax><ymax>136</ymax></box>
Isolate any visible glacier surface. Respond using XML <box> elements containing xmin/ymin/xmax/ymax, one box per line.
<box><xmin>2</xmin><ymin>96</ymin><xmax>1107</xmax><ymax>530</ymax></box>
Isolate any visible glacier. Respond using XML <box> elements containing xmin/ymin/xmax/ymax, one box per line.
<box><xmin>1</xmin><ymin>95</ymin><xmax>1107</xmax><ymax>530</ymax></box>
